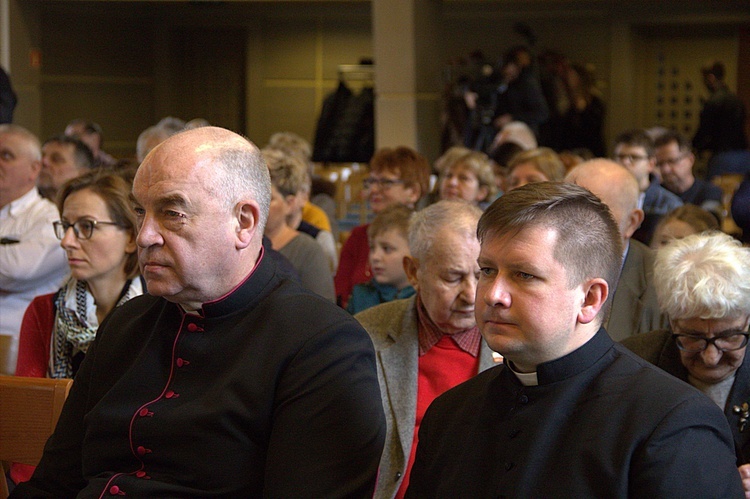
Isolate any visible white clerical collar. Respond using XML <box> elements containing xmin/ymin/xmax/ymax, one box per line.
<box><xmin>507</xmin><ymin>361</ymin><xmax>539</xmax><ymax>386</ymax></box>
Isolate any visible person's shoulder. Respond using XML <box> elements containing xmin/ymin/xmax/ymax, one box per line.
<box><xmin>354</xmin><ymin>296</ymin><xmax>414</xmax><ymax>340</ymax></box>
<box><xmin>268</xmin><ymin>272</ymin><xmax>359</xmax><ymax>327</ymax></box>
<box><xmin>649</xmin><ymin>182</ymin><xmax>683</xmax><ymax>206</ymax></box>
<box><xmin>349</xmin><ymin>224</ymin><xmax>369</xmax><ymax>237</ymax></box>
<box><xmin>21</xmin><ymin>190</ymin><xmax>57</xmax><ymax>217</ymax></box>
<box><xmin>291</xmin><ymin>231</ymin><xmax>319</xmax><ymax>248</ymax></box>
<box><xmin>355</xmin><ymin>296</ymin><xmax>412</xmax><ymax>323</ymax></box>
<box><xmin>107</xmin><ymin>292</ymin><xmax>161</xmax><ymax>317</ymax></box>
<box><xmin>29</xmin><ymin>292</ymin><xmax>57</xmax><ymax>306</ymax></box>
<box><xmin>699</xmin><ymin>178</ymin><xmax>724</xmax><ymax>197</ymax></box>
<box><xmin>608</xmin><ymin>342</ymin><xmax>701</xmax><ymax>404</ymax></box>
<box><xmin>627</xmin><ymin>239</ymin><xmax>654</xmax><ymax>265</ymax></box>
<box><xmin>619</xmin><ymin>329</ymin><xmax>671</xmax><ymax>364</ymax></box>
<box><xmin>302</xmin><ymin>201</ymin><xmax>332</xmax><ymax>232</ymax></box>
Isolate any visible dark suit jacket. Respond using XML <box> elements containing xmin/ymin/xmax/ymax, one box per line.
<box><xmin>606</xmin><ymin>240</ymin><xmax>668</xmax><ymax>341</ymax></box>
<box><xmin>355</xmin><ymin>296</ymin><xmax>497</xmax><ymax>499</ymax></box>
<box><xmin>405</xmin><ymin>329</ymin><xmax>743</xmax><ymax>498</ymax></box>
<box><xmin>13</xmin><ymin>254</ymin><xmax>386</xmax><ymax>498</ymax></box>
<box><xmin>621</xmin><ymin>328</ymin><xmax>750</xmax><ymax>464</ymax></box>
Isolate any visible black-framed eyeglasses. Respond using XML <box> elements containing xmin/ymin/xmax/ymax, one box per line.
<box><xmin>613</xmin><ymin>153</ymin><xmax>649</xmax><ymax>164</ymax></box>
<box><xmin>53</xmin><ymin>219</ymin><xmax>122</xmax><ymax>240</ymax></box>
<box><xmin>363</xmin><ymin>177</ymin><xmax>405</xmax><ymax>190</ymax></box>
<box><xmin>672</xmin><ymin>332</ymin><xmax>750</xmax><ymax>353</ymax></box>
<box><xmin>655</xmin><ymin>154</ymin><xmax>687</xmax><ymax>168</ymax></box>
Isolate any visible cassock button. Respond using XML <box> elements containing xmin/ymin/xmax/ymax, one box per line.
<box><xmin>165</xmin><ymin>390</ymin><xmax>176</xmax><ymax>399</ymax></box>
<box><xmin>504</xmin><ymin>461</ymin><xmax>515</xmax><ymax>471</ymax></box>
<box><xmin>176</xmin><ymin>358</ymin><xmax>184</xmax><ymax>367</ymax></box>
<box><xmin>136</xmin><ymin>445</ymin><xmax>151</xmax><ymax>456</ymax></box>
<box><xmin>109</xmin><ymin>485</ymin><xmax>121</xmax><ymax>495</ymax></box>
<box><xmin>139</xmin><ymin>408</ymin><xmax>150</xmax><ymax>417</ymax></box>
<box><xmin>508</xmin><ymin>429</ymin><xmax>521</xmax><ymax>438</ymax></box>
<box><xmin>518</xmin><ymin>394</ymin><xmax>529</xmax><ymax>404</ymax></box>
<box><xmin>186</xmin><ymin>323</ymin><xmax>203</xmax><ymax>332</ymax></box>
<box><xmin>136</xmin><ymin>471</ymin><xmax>147</xmax><ymax>478</ymax></box>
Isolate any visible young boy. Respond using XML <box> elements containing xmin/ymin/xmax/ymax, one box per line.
<box><xmin>346</xmin><ymin>204</ymin><xmax>415</xmax><ymax>314</ymax></box>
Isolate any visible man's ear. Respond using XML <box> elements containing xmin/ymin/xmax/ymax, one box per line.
<box><xmin>403</xmin><ymin>256</ymin><xmax>420</xmax><ymax>288</ymax></box>
<box><xmin>30</xmin><ymin>159</ymin><xmax>42</xmax><ymax>178</ymax></box>
<box><xmin>235</xmin><ymin>200</ymin><xmax>261</xmax><ymax>249</ymax></box>
<box><xmin>578</xmin><ymin>278</ymin><xmax>608</xmax><ymax>324</ymax></box>
<box><xmin>623</xmin><ymin>208</ymin><xmax>645</xmax><ymax>240</ymax></box>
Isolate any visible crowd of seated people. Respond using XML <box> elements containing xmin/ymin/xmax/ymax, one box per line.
<box><xmin>2</xmin><ymin>52</ymin><xmax>750</xmax><ymax>497</ymax></box>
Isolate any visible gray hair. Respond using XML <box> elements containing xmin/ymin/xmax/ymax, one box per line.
<box><xmin>0</xmin><ymin>124</ymin><xmax>41</xmax><ymax>161</ymax></box>
<box><xmin>654</xmin><ymin>232</ymin><xmax>750</xmax><ymax>320</ymax></box>
<box><xmin>136</xmin><ymin>125</ymin><xmax>174</xmax><ymax>163</ymax></box>
<box><xmin>408</xmin><ymin>200</ymin><xmax>482</xmax><ymax>261</ymax></box>
<box><xmin>214</xmin><ymin>140</ymin><xmax>271</xmax><ymax>234</ymax></box>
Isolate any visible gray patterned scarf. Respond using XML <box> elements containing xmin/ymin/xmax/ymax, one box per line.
<box><xmin>49</xmin><ymin>277</ymin><xmax>142</xmax><ymax>378</ymax></box>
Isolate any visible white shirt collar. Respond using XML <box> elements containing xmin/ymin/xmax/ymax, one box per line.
<box><xmin>1</xmin><ymin>187</ymin><xmax>43</xmax><ymax>218</ymax></box>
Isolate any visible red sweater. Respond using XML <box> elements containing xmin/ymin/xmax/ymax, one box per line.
<box><xmin>334</xmin><ymin>224</ymin><xmax>371</xmax><ymax>308</ymax></box>
<box><xmin>12</xmin><ymin>293</ymin><xmax>56</xmax><ymax>485</ymax></box>
<box><xmin>15</xmin><ymin>293</ymin><xmax>56</xmax><ymax>378</ymax></box>
<box><xmin>395</xmin><ymin>334</ymin><xmax>479</xmax><ymax>498</ymax></box>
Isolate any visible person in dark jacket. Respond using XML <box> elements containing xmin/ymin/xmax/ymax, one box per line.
<box><xmin>405</xmin><ymin>182</ymin><xmax>742</xmax><ymax>498</ymax></box>
<box><xmin>11</xmin><ymin>126</ymin><xmax>386</xmax><ymax>499</ymax></box>
<box><xmin>621</xmin><ymin>231</ymin><xmax>750</xmax><ymax>494</ymax></box>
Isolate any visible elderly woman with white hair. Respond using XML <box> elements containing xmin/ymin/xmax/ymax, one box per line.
<box><xmin>621</xmin><ymin>232</ymin><xmax>750</xmax><ymax>479</ymax></box>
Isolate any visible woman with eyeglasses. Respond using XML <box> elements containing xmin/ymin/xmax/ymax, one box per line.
<box><xmin>621</xmin><ymin>232</ymin><xmax>750</xmax><ymax>479</ymax></box>
<box><xmin>10</xmin><ymin>169</ymin><xmax>144</xmax><ymax>487</ymax></box>
<box><xmin>335</xmin><ymin>146</ymin><xmax>430</xmax><ymax>308</ymax></box>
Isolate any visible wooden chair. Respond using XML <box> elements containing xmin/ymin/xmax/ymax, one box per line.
<box><xmin>0</xmin><ymin>376</ymin><xmax>73</xmax><ymax>498</ymax></box>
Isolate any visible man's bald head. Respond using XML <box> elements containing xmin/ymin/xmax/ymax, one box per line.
<box><xmin>140</xmin><ymin>126</ymin><xmax>271</xmax><ymax>232</ymax></box>
<box><xmin>132</xmin><ymin>127</ymin><xmax>272</xmax><ymax>309</ymax></box>
<box><xmin>565</xmin><ymin>159</ymin><xmax>644</xmax><ymax>248</ymax></box>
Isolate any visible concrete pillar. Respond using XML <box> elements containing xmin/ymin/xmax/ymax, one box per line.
<box><xmin>372</xmin><ymin>0</ymin><xmax>442</xmax><ymax>160</ymax></box>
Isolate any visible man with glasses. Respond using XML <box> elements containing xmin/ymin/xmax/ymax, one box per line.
<box><xmin>622</xmin><ymin>231</ymin><xmax>750</xmax><ymax>491</ymax></box>
<box><xmin>613</xmin><ymin>129</ymin><xmax>682</xmax><ymax>245</ymax></box>
<box><xmin>654</xmin><ymin>129</ymin><xmax>723</xmax><ymax>220</ymax></box>
<box><xmin>0</xmin><ymin>124</ymin><xmax>68</xmax><ymax>375</ymax></box>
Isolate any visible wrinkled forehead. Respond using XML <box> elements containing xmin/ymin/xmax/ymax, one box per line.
<box><xmin>424</xmin><ymin>227</ymin><xmax>478</xmax><ymax>263</ymax></box>
<box><xmin>134</xmin><ymin>145</ymin><xmax>212</xmax><ymax>196</ymax></box>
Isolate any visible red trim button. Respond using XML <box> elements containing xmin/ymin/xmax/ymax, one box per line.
<box><xmin>109</xmin><ymin>485</ymin><xmax>123</xmax><ymax>495</ymax></box>
<box><xmin>136</xmin><ymin>445</ymin><xmax>151</xmax><ymax>456</ymax></box>
<box><xmin>186</xmin><ymin>323</ymin><xmax>203</xmax><ymax>332</ymax></box>
<box><xmin>165</xmin><ymin>390</ymin><xmax>177</xmax><ymax>399</ymax></box>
